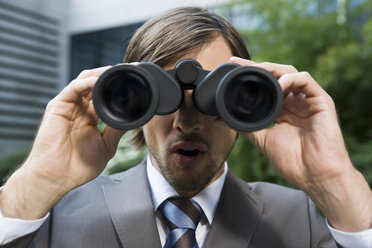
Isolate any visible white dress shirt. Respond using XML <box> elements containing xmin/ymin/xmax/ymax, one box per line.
<box><xmin>146</xmin><ymin>156</ymin><xmax>227</xmax><ymax>247</ymax></box>
<box><xmin>0</xmin><ymin>156</ymin><xmax>371</xmax><ymax>247</ymax></box>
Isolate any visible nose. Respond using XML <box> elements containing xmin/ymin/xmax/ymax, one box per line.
<box><xmin>173</xmin><ymin>90</ymin><xmax>203</xmax><ymax>133</ymax></box>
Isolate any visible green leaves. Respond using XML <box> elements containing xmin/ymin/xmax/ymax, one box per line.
<box><xmin>226</xmin><ymin>0</ymin><xmax>372</xmax><ymax>186</ymax></box>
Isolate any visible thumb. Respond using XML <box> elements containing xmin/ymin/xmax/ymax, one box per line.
<box><xmin>102</xmin><ymin>126</ymin><xmax>126</xmax><ymax>158</ymax></box>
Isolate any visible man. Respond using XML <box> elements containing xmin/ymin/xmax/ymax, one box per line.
<box><xmin>0</xmin><ymin>7</ymin><xmax>371</xmax><ymax>248</ymax></box>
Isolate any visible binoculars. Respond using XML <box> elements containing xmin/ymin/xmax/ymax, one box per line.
<box><xmin>92</xmin><ymin>59</ymin><xmax>283</xmax><ymax>132</ymax></box>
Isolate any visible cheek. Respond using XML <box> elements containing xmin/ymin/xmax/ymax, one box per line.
<box><xmin>143</xmin><ymin>115</ymin><xmax>174</xmax><ymax>145</ymax></box>
<box><xmin>202</xmin><ymin>117</ymin><xmax>236</xmax><ymax>146</ymax></box>
<box><xmin>214</xmin><ymin>128</ymin><xmax>237</xmax><ymax>149</ymax></box>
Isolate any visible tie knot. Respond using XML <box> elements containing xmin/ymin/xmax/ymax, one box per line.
<box><xmin>160</xmin><ymin>197</ymin><xmax>201</xmax><ymax>231</ymax></box>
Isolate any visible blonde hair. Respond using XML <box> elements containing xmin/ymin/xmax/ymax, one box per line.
<box><xmin>123</xmin><ymin>7</ymin><xmax>250</xmax><ymax>149</ymax></box>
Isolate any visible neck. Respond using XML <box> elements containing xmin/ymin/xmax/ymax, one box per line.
<box><xmin>174</xmin><ymin>162</ymin><xmax>225</xmax><ymax>198</ymax></box>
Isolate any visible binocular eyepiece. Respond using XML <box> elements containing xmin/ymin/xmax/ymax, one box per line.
<box><xmin>92</xmin><ymin>59</ymin><xmax>283</xmax><ymax>132</ymax></box>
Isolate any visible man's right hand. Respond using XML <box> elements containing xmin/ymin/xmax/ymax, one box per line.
<box><xmin>0</xmin><ymin>66</ymin><xmax>125</xmax><ymax>220</ymax></box>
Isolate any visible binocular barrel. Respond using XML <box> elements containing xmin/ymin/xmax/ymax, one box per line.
<box><xmin>92</xmin><ymin>59</ymin><xmax>283</xmax><ymax>132</ymax></box>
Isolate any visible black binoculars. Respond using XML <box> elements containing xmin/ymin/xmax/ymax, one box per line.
<box><xmin>92</xmin><ymin>59</ymin><xmax>283</xmax><ymax>132</ymax></box>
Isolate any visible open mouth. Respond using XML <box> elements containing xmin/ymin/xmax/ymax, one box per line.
<box><xmin>171</xmin><ymin>142</ymin><xmax>206</xmax><ymax>167</ymax></box>
<box><xmin>177</xmin><ymin>148</ymin><xmax>200</xmax><ymax>156</ymax></box>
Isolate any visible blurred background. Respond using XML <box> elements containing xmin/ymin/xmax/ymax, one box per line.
<box><xmin>0</xmin><ymin>0</ymin><xmax>371</xmax><ymax>187</ymax></box>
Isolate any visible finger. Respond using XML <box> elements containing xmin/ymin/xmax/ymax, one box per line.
<box><xmin>56</xmin><ymin>76</ymin><xmax>98</xmax><ymax>103</ymax></box>
<box><xmin>102</xmin><ymin>126</ymin><xmax>126</xmax><ymax>157</ymax></box>
<box><xmin>253</xmin><ymin>62</ymin><xmax>298</xmax><ymax>78</ymax></box>
<box><xmin>230</xmin><ymin>57</ymin><xmax>299</xmax><ymax>79</ymax></box>
<box><xmin>85</xmin><ymin>100</ymin><xmax>99</xmax><ymax>123</ymax></box>
<box><xmin>275</xmin><ymin>108</ymin><xmax>304</xmax><ymax>126</ymax></box>
<box><xmin>279</xmin><ymin>72</ymin><xmax>325</xmax><ymax>98</ymax></box>
<box><xmin>77</xmin><ymin>66</ymin><xmax>112</xmax><ymax>79</ymax></box>
<box><xmin>229</xmin><ymin>56</ymin><xmax>257</xmax><ymax>66</ymax></box>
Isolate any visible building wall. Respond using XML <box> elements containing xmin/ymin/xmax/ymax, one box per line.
<box><xmin>0</xmin><ymin>0</ymin><xmax>230</xmax><ymax>158</ymax></box>
<box><xmin>0</xmin><ymin>0</ymin><xmax>69</xmax><ymax>157</ymax></box>
<box><xmin>70</xmin><ymin>22</ymin><xmax>145</xmax><ymax>80</ymax></box>
<box><xmin>68</xmin><ymin>0</ymin><xmax>231</xmax><ymax>84</ymax></box>
<box><xmin>68</xmin><ymin>0</ymin><xmax>229</xmax><ymax>34</ymax></box>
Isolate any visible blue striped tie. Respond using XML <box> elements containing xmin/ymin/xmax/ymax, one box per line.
<box><xmin>159</xmin><ymin>197</ymin><xmax>201</xmax><ymax>248</ymax></box>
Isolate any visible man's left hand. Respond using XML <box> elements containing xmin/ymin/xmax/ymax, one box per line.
<box><xmin>230</xmin><ymin>56</ymin><xmax>372</xmax><ymax>232</ymax></box>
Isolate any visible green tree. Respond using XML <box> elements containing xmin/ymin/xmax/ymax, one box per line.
<box><xmin>225</xmin><ymin>0</ymin><xmax>372</xmax><ymax>186</ymax></box>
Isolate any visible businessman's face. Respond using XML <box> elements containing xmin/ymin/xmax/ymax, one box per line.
<box><xmin>143</xmin><ymin>36</ymin><xmax>237</xmax><ymax>197</ymax></box>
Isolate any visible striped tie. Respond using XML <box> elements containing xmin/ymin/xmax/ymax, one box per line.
<box><xmin>159</xmin><ymin>197</ymin><xmax>201</xmax><ymax>248</ymax></box>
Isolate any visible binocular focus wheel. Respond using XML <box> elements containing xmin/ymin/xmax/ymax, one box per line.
<box><xmin>216</xmin><ymin>66</ymin><xmax>283</xmax><ymax>132</ymax></box>
<box><xmin>93</xmin><ymin>65</ymin><xmax>159</xmax><ymax>130</ymax></box>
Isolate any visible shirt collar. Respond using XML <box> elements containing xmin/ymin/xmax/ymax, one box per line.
<box><xmin>146</xmin><ymin>154</ymin><xmax>227</xmax><ymax>225</ymax></box>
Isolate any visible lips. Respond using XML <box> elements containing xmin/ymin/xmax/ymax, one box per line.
<box><xmin>170</xmin><ymin>142</ymin><xmax>206</xmax><ymax>167</ymax></box>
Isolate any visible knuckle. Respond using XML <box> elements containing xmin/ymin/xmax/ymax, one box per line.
<box><xmin>299</xmin><ymin>71</ymin><xmax>312</xmax><ymax>79</ymax></box>
<box><xmin>260</xmin><ymin>62</ymin><xmax>271</xmax><ymax>67</ymax></box>
<box><xmin>77</xmin><ymin>69</ymin><xmax>92</xmax><ymax>78</ymax></box>
<box><xmin>45</xmin><ymin>98</ymin><xmax>56</xmax><ymax>111</ymax></box>
<box><xmin>280</xmin><ymin>73</ymin><xmax>292</xmax><ymax>81</ymax></box>
<box><xmin>69</xmin><ymin>79</ymin><xmax>77</xmax><ymax>86</ymax></box>
<box><xmin>325</xmin><ymin>94</ymin><xmax>335</xmax><ymax>105</ymax></box>
<box><xmin>286</xmin><ymin>65</ymin><xmax>298</xmax><ymax>72</ymax></box>
<box><xmin>257</xmin><ymin>62</ymin><xmax>271</xmax><ymax>70</ymax></box>
<box><xmin>319</xmin><ymin>94</ymin><xmax>335</xmax><ymax>110</ymax></box>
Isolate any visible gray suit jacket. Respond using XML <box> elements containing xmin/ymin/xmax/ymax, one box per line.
<box><xmin>3</xmin><ymin>160</ymin><xmax>340</xmax><ymax>248</ymax></box>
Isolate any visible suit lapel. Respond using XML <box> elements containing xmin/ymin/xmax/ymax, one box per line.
<box><xmin>205</xmin><ymin>169</ymin><xmax>264</xmax><ymax>248</ymax></box>
<box><xmin>102</xmin><ymin>161</ymin><xmax>162</xmax><ymax>248</ymax></box>
<box><xmin>102</xmin><ymin>161</ymin><xmax>263</xmax><ymax>248</ymax></box>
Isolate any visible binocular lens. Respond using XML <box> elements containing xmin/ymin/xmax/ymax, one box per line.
<box><xmin>216</xmin><ymin>66</ymin><xmax>282</xmax><ymax>131</ymax></box>
<box><xmin>225</xmin><ymin>74</ymin><xmax>274</xmax><ymax>122</ymax></box>
<box><xmin>103</xmin><ymin>72</ymin><xmax>152</xmax><ymax>122</ymax></box>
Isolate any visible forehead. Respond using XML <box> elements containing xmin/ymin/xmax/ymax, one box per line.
<box><xmin>166</xmin><ymin>36</ymin><xmax>233</xmax><ymax>70</ymax></box>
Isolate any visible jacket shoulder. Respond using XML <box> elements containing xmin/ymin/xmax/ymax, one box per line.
<box><xmin>248</xmin><ymin>181</ymin><xmax>307</xmax><ymax>206</ymax></box>
<box><xmin>246</xmin><ymin>181</ymin><xmax>336</xmax><ymax>247</ymax></box>
<box><xmin>59</xmin><ymin>164</ymin><xmax>142</xmax><ymax>205</ymax></box>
